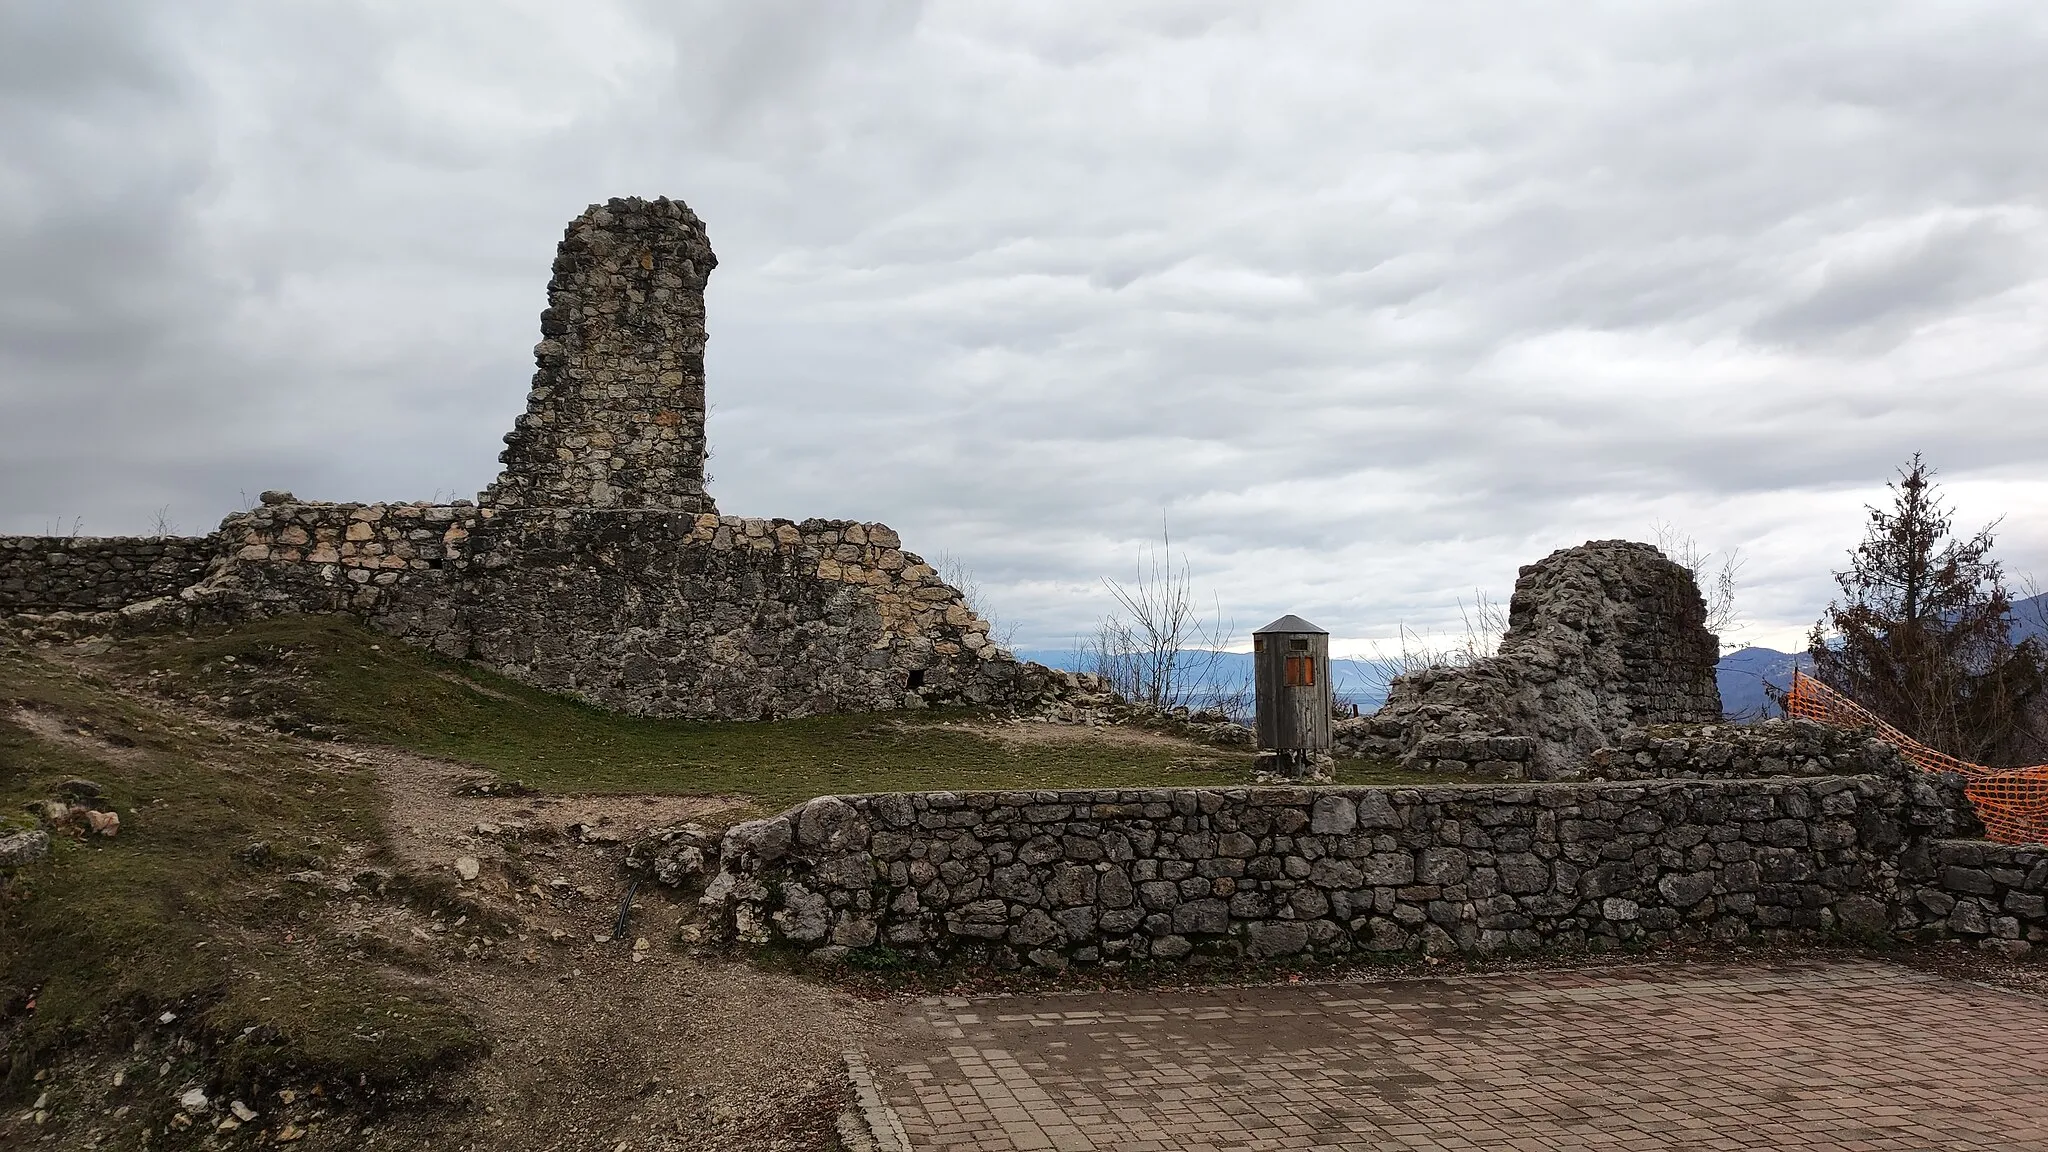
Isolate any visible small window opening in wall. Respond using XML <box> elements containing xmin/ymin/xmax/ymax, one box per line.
<box><xmin>907</xmin><ymin>669</ymin><xmax>926</xmax><ymax>689</ymax></box>
<box><xmin>1285</xmin><ymin>654</ymin><xmax>1315</xmax><ymax>687</ymax></box>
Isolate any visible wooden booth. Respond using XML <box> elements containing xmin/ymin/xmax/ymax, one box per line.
<box><xmin>1252</xmin><ymin>614</ymin><xmax>1333</xmax><ymax>778</ymax></box>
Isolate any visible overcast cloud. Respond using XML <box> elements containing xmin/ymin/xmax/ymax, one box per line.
<box><xmin>4</xmin><ymin>1</ymin><xmax>2046</xmax><ymax>654</ymax></box>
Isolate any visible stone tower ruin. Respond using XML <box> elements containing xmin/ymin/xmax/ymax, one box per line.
<box><xmin>1349</xmin><ymin>540</ymin><xmax>1723</xmax><ymax>779</ymax></box>
<box><xmin>484</xmin><ymin>197</ymin><xmax>717</xmax><ymax>512</ymax></box>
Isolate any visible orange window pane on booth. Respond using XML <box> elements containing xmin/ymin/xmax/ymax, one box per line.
<box><xmin>1285</xmin><ymin>655</ymin><xmax>1315</xmax><ymax>686</ymax></box>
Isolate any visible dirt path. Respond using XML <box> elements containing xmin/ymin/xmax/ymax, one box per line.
<box><xmin>12</xmin><ymin>651</ymin><xmax>898</xmax><ymax>1151</ymax></box>
<box><xmin>350</xmin><ymin>748</ymin><xmax>885</xmax><ymax>1151</ymax></box>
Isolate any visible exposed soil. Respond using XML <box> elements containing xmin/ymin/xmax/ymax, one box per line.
<box><xmin>347</xmin><ymin>746</ymin><xmax>878</xmax><ymax>1150</ymax></box>
<box><xmin>5</xmin><ymin>651</ymin><xmax>889</xmax><ymax>1152</ymax></box>
<box><xmin>7</xmin><ymin>705</ymin><xmax>150</xmax><ymax>769</ymax></box>
<box><xmin>359</xmin><ymin>743</ymin><xmax>744</xmax><ymax>877</ymax></box>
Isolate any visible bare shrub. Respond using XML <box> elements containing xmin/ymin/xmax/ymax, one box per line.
<box><xmin>1651</xmin><ymin>520</ymin><xmax>1744</xmax><ymax>649</ymax></box>
<box><xmin>1358</xmin><ymin>590</ymin><xmax>1507</xmax><ymax>700</ymax></box>
<box><xmin>1083</xmin><ymin>526</ymin><xmax>1246</xmax><ymax>716</ymax></box>
<box><xmin>935</xmin><ymin>551</ymin><xmax>1019</xmax><ymax>652</ymax></box>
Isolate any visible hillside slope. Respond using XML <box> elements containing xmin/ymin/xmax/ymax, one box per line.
<box><xmin>1</xmin><ymin>617</ymin><xmax>1285</xmax><ymax>1150</ymax></box>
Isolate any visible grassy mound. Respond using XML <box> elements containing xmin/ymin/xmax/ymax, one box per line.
<box><xmin>100</xmin><ymin>616</ymin><xmax>1266</xmax><ymax>809</ymax></box>
<box><xmin>0</xmin><ymin>640</ymin><xmax>484</xmax><ymax>1122</ymax></box>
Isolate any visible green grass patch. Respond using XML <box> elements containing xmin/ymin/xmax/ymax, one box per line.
<box><xmin>100</xmin><ymin>616</ymin><xmax>1294</xmax><ymax>810</ymax></box>
<box><xmin>0</xmin><ymin>640</ymin><xmax>484</xmax><ymax>1103</ymax></box>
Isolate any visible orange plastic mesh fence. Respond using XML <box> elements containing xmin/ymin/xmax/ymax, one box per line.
<box><xmin>1785</xmin><ymin>670</ymin><xmax>2048</xmax><ymax>846</ymax></box>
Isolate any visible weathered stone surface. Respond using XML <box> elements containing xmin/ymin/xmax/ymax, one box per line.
<box><xmin>1309</xmin><ymin>795</ymin><xmax>1356</xmax><ymax>834</ymax></box>
<box><xmin>1901</xmin><ymin>840</ymin><xmax>2048</xmax><ymax>956</ymax></box>
<box><xmin>706</xmin><ymin>766</ymin><xmax>1994</xmax><ymax>965</ymax></box>
<box><xmin>0</xmin><ymin>829</ymin><xmax>52</xmax><ymax>869</ymax></box>
<box><xmin>1584</xmin><ymin>719</ymin><xmax>1918</xmax><ymax>784</ymax></box>
<box><xmin>773</xmin><ymin>883</ymin><xmax>831</xmax><ymax>943</ymax></box>
<box><xmin>625</xmin><ymin>821</ymin><xmax>720</xmax><ymax>888</ymax></box>
<box><xmin>726</xmin><ymin>817</ymin><xmax>793</xmax><ymax>863</ymax></box>
<box><xmin>485</xmin><ymin>197</ymin><xmax>717</xmax><ymax>514</ymax></box>
<box><xmin>1340</xmin><ymin>541</ymin><xmax>1722</xmax><ymax>779</ymax></box>
<box><xmin>0</xmin><ymin>536</ymin><xmax>217</xmax><ymax>615</ymax></box>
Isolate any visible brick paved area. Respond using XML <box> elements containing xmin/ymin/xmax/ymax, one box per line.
<box><xmin>865</xmin><ymin>960</ymin><xmax>2048</xmax><ymax>1150</ymax></box>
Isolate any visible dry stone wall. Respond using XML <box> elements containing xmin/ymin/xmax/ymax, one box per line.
<box><xmin>163</xmin><ymin>494</ymin><xmax>1045</xmax><ymax>717</ymax></box>
<box><xmin>706</xmin><ymin>769</ymin><xmax>1977</xmax><ymax>967</ymax></box>
<box><xmin>1582</xmin><ymin>720</ymin><xmax>1917</xmax><ymax>782</ymax></box>
<box><xmin>1901</xmin><ymin>841</ymin><xmax>2048</xmax><ymax>954</ymax></box>
<box><xmin>1352</xmin><ymin>541</ymin><xmax>1723</xmax><ymax>779</ymax></box>
<box><xmin>0</xmin><ymin>536</ymin><xmax>219</xmax><ymax>614</ymax></box>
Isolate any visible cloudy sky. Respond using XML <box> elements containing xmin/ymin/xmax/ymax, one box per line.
<box><xmin>4</xmin><ymin>1</ymin><xmax>2045</xmax><ymax>656</ymax></box>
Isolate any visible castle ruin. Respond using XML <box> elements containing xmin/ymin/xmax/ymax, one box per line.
<box><xmin>485</xmin><ymin>198</ymin><xmax>716</xmax><ymax>514</ymax></box>
<box><xmin>2</xmin><ymin>199</ymin><xmax>1730</xmax><ymax>748</ymax></box>
<box><xmin>0</xmin><ymin>197</ymin><xmax>1051</xmax><ymax>718</ymax></box>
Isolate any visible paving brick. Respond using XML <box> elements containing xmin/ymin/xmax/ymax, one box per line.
<box><xmin>867</xmin><ymin>960</ymin><xmax>2048</xmax><ymax>1150</ymax></box>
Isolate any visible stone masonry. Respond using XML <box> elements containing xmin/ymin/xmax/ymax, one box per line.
<box><xmin>705</xmin><ymin>766</ymin><xmax>1982</xmax><ymax>967</ymax></box>
<box><xmin>1342</xmin><ymin>540</ymin><xmax>1723</xmax><ymax>779</ymax></box>
<box><xmin>483</xmin><ymin>198</ymin><xmax>716</xmax><ymax>513</ymax></box>
<box><xmin>0</xmin><ymin>196</ymin><xmax>1056</xmax><ymax>719</ymax></box>
<box><xmin>1901</xmin><ymin>840</ymin><xmax>2048</xmax><ymax>953</ymax></box>
<box><xmin>0</xmin><ymin>536</ymin><xmax>218</xmax><ymax>614</ymax></box>
<box><xmin>156</xmin><ymin>494</ymin><xmax>1048</xmax><ymax>716</ymax></box>
<box><xmin>1583</xmin><ymin>719</ymin><xmax>1918</xmax><ymax>782</ymax></box>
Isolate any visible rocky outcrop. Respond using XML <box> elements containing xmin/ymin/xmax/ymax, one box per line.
<box><xmin>1349</xmin><ymin>540</ymin><xmax>1722</xmax><ymax>779</ymax></box>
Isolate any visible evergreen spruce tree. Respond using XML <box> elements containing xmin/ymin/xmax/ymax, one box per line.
<box><xmin>1808</xmin><ymin>454</ymin><xmax>2045</xmax><ymax>764</ymax></box>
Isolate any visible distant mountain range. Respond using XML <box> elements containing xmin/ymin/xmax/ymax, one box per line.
<box><xmin>1017</xmin><ymin>591</ymin><xmax>2048</xmax><ymax>723</ymax></box>
<box><xmin>1718</xmin><ymin>589</ymin><xmax>2048</xmax><ymax>719</ymax></box>
<box><xmin>1714</xmin><ymin>646</ymin><xmax>1811</xmax><ymax>719</ymax></box>
<box><xmin>1011</xmin><ymin>649</ymin><xmax>1387</xmax><ymax>718</ymax></box>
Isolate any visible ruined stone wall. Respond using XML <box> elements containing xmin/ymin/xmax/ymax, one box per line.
<box><xmin>1355</xmin><ymin>541</ymin><xmax>1723</xmax><ymax>779</ymax></box>
<box><xmin>706</xmin><ymin>770</ymin><xmax>1974</xmax><ymax>967</ymax></box>
<box><xmin>1583</xmin><ymin>720</ymin><xmax>1915</xmax><ymax>782</ymax></box>
<box><xmin>0</xmin><ymin>536</ymin><xmax>219</xmax><ymax>614</ymax></box>
<box><xmin>483</xmin><ymin>197</ymin><xmax>716</xmax><ymax>513</ymax></box>
<box><xmin>1901</xmin><ymin>841</ymin><xmax>2048</xmax><ymax>955</ymax></box>
<box><xmin>0</xmin><ymin>195</ymin><xmax>1058</xmax><ymax>719</ymax></box>
<box><xmin>170</xmin><ymin>495</ymin><xmax>1046</xmax><ymax>718</ymax></box>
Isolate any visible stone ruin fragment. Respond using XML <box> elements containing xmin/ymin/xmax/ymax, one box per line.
<box><xmin>1339</xmin><ymin>540</ymin><xmax>1723</xmax><ymax>779</ymax></box>
<box><xmin>0</xmin><ymin>197</ymin><xmax>1057</xmax><ymax>720</ymax></box>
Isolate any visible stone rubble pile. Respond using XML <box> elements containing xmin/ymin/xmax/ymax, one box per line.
<box><xmin>1031</xmin><ymin>671</ymin><xmax>1253</xmax><ymax>746</ymax></box>
<box><xmin>626</xmin><ymin>822</ymin><xmax>722</xmax><ymax>890</ymax></box>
